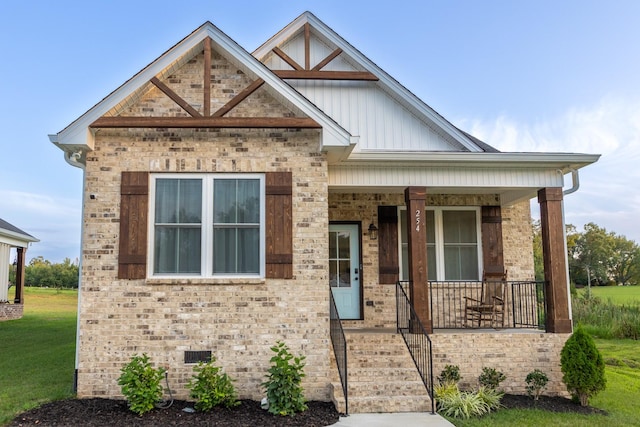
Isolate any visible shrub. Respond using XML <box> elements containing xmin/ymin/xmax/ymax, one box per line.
<box><xmin>187</xmin><ymin>358</ymin><xmax>239</xmax><ymax>411</ymax></box>
<box><xmin>262</xmin><ymin>341</ymin><xmax>307</xmax><ymax>416</ymax></box>
<box><xmin>117</xmin><ymin>353</ymin><xmax>166</xmax><ymax>415</ymax></box>
<box><xmin>437</xmin><ymin>364</ymin><xmax>461</xmax><ymax>386</ymax></box>
<box><xmin>560</xmin><ymin>327</ymin><xmax>606</xmax><ymax>406</ymax></box>
<box><xmin>478</xmin><ymin>367</ymin><xmax>506</xmax><ymax>390</ymax></box>
<box><xmin>525</xmin><ymin>369</ymin><xmax>549</xmax><ymax>400</ymax></box>
<box><xmin>435</xmin><ymin>384</ymin><xmax>501</xmax><ymax>419</ymax></box>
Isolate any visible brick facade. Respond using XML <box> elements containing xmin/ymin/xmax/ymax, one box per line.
<box><xmin>0</xmin><ymin>303</ymin><xmax>23</xmax><ymax>321</ymax></box>
<box><xmin>76</xmin><ymin>48</ymin><xmax>331</xmax><ymax>400</ymax></box>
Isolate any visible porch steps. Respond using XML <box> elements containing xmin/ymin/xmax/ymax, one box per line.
<box><xmin>330</xmin><ymin>328</ymin><xmax>432</xmax><ymax>414</ymax></box>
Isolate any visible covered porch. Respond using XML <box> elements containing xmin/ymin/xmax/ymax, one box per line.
<box><xmin>0</xmin><ymin>218</ymin><xmax>38</xmax><ymax>321</ymax></box>
<box><xmin>328</xmin><ymin>151</ymin><xmax>599</xmax><ymax>334</ymax></box>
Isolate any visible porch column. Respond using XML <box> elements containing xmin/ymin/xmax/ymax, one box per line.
<box><xmin>14</xmin><ymin>247</ymin><xmax>25</xmax><ymax>304</ymax></box>
<box><xmin>538</xmin><ymin>188</ymin><xmax>572</xmax><ymax>333</ymax></box>
<box><xmin>404</xmin><ymin>186</ymin><xmax>431</xmax><ymax>332</ymax></box>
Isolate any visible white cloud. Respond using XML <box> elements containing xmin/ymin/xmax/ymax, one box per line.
<box><xmin>0</xmin><ymin>190</ymin><xmax>81</xmax><ymax>262</ymax></box>
<box><xmin>459</xmin><ymin>96</ymin><xmax>640</xmax><ymax>243</ymax></box>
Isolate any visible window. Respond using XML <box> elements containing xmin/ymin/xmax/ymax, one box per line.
<box><xmin>150</xmin><ymin>174</ymin><xmax>264</xmax><ymax>277</ymax></box>
<box><xmin>400</xmin><ymin>207</ymin><xmax>481</xmax><ymax>281</ymax></box>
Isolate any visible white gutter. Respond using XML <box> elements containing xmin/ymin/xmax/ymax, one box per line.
<box><xmin>563</xmin><ymin>169</ymin><xmax>580</xmax><ymax>195</ymax></box>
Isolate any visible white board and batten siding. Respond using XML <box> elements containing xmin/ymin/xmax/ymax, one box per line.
<box><xmin>262</xmin><ymin>33</ymin><xmax>465</xmax><ymax>153</ymax></box>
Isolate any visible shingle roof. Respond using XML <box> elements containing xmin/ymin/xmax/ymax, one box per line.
<box><xmin>0</xmin><ymin>218</ymin><xmax>38</xmax><ymax>243</ymax></box>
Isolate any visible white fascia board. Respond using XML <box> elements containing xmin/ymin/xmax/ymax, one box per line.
<box><xmin>254</xmin><ymin>12</ymin><xmax>482</xmax><ymax>152</ymax></box>
<box><xmin>53</xmin><ymin>21</ymin><xmax>351</xmax><ymax>153</ymax></box>
<box><xmin>344</xmin><ymin>151</ymin><xmax>601</xmax><ymax>171</ymax></box>
<box><xmin>0</xmin><ymin>230</ymin><xmax>39</xmax><ymax>247</ymax></box>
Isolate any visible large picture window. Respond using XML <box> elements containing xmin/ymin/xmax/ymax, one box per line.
<box><xmin>150</xmin><ymin>174</ymin><xmax>264</xmax><ymax>277</ymax></box>
<box><xmin>400</xmin><ymin>207</ymin><xmax>481</xmax><ymax>281</ymax></box>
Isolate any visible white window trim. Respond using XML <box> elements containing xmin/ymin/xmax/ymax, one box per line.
<box><xmin>398</xmin><ymin>206</ymin><xmax>483</xmax><ymax>281</ymax></box>
<box><xmin>148</xmin><ymin>173</ymin><xmax>265</xmax><ymax>279</ymax></box>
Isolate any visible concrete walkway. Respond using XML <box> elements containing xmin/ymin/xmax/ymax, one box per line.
<box><xmin>328</xmin><ymin>412</ymin><xmax>454</xmax><ymax>427</ymax></box>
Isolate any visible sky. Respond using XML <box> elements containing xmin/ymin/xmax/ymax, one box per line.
<box><xmin>1</xmin><ymin>0</ymin><xmax>640</xmax><ymax>263</ymax></box>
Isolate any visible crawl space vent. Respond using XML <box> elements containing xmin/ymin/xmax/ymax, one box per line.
<box><xmin>184</xmin><ymin>350</ymin><xmax>212</xmax><ymax>364</ymax></box>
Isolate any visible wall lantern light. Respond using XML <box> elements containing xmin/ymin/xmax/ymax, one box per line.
<box><xmin>368</xmin><ymin>223</ymin><xmax>378</xmax><ymax>240</ymax></box>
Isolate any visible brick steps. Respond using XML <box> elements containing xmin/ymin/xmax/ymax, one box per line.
<box><xmin>330</xmin><ymin>330</ymin><xmax>432</xmax><ymax>414</ymax></box>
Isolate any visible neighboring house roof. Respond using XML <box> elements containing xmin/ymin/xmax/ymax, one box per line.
<box><xmin>49</xmin><ymin>21</ymin><xmax>355</xmax><ymax>167</ymax></box>
<box><xmin>0</xmin><ymin>218</ymin><xmax>39</xmax><ymax>248</ymax></box>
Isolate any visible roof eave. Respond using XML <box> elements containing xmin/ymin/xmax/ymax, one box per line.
<box><xmin>51</xmin><ymin>20</ymin><xmax>352</xmax><ymax>159</ymax></box>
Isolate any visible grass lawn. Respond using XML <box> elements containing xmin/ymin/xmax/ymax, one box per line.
<box><xmin>0</xmin><ymin>287</ymin><xmax>77</xmax><ymax>426</ymax></box>
<box><xmin>579</xmin><ymin>285</ymin><xmax>640</xmax><ymax>305</ymax></box>
<box><xmin>2</xmin><ymin>287</ymin><xmax>640</xmax><ymax>426</ymax></box>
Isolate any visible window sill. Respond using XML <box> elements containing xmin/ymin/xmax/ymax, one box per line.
<box><xmin>145</xmin><ymin>277</ymin><xmax>266</xmax><ymax>286</ymax></box>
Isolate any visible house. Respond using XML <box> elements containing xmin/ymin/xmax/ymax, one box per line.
<box><xmin>0</xmin><ymin>218</ymin><xmax>38</xmax><ymax>321</ymax></box>
<box><xmin>50</xmin><ymin>12</ymin><xmax>599</xmax><ymax>413</ymax></box>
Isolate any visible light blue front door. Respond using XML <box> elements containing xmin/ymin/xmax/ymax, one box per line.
<box><xmin>329</xmin><ymin>224</ymin><xmax>361</xmax><ymax>319</ymax></box>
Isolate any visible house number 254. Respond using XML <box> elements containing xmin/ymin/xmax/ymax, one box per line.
<box><xmin>415</xmin><ymin>209</ymin><xmax>421</xmax><ymax>232</ymax></box>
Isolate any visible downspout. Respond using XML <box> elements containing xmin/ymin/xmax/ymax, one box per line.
<box><xmin>560</xmin><ymin>169</ymin><xmax>579</xmax><ymax>327</ymax></box>
<box><xmin>64</xmin><ymin>149</ymin><xmax>86</xmax><ymax>392</ymax></box>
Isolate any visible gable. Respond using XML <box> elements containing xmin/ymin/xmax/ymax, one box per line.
<box><xmin>50</xmin><ymin>22</ymin><xmax>354</xmax><ymax>166</ymax></box>
<box><xmin>111</xmin><ymin>48</ymin><xmax>300</xmax><ymax>121</ymax></box>
<box><xmin>255</xmin><ymin>12</ymin><xmax>486</xmax><ymax>154</ymax></box>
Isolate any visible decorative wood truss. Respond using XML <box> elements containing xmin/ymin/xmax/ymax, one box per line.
<box><xmin>90</xmin><ymin>37</ymin><xmax>320</xmax><ymax>129</ymax></box>
<box><xmin>270</xmin><ymin>23</ymin><xmax>379</xmax><ymax>81</ymax></box>
<box><xmin>90</xmin><ymin>26</ymin><xmax>377</xmax><ymax>130</ymax></box>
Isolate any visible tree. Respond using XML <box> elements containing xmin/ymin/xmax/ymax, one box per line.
<box><xmin>24</xmin><ymin>257</ymin><xmax>79</xmax><ymax>288</ymax></box>
<box><xmin>560</xmin><ymin>327</ymin><xmax>606</xmax><ymax>406</ymax></box>
<box><xmin>568</xmin><ymin>223</ymin><xmax>640</xmax><ymax>286</ymax></box>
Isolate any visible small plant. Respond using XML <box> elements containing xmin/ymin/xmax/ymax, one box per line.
<box><xmin>435</xmin><ymin>384</ymin><xmax>502</xmax><ymax>419</ymax></box>
<box><xmin>117</xmin><ymin>353</ymin><xmax>166</xmax><ymax>415</ymax></box>
<box><xmin>187</xmin><ymin>358</ymin><xmax>240</xmax><ymax>411</ymax></box>
<box><xmin>525</xmin><ymin>369</ymin><xmax>549</xmax><ymax>401</ymax></box>
<box><xmin>478</xmin><ymin>367</ymin><xmax>506</xmax><ymax>390</ymax></box>
<box><xmin>560</xmin><ymin>327</ymin><xmax>606</xmax><ymax>406</ymax></box>
<box><xmin>262</xmin><ymin>341</ymin><xmax>307</xmax><ymax>416</ymax></box>
<box><xmin>437</xmin><ymin>364</ymin><xmax>461</xmax><ymax>386</ymax></box>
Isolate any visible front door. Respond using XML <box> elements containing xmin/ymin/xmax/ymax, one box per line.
<box><xmin>329</xmin><ymin>224</ymin><xmax>361</xmax><ymax>319</ymax></box>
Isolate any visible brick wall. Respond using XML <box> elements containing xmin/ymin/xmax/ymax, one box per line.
<box><xmin>431</xmin><ymin>332</ymin><xmax>570</xmax><ymax>396</ymax></box>
<box><xmin>76</xmin><ymin>47</ymin><xmax>330</xmax><ymax>400</ymax></box>
<box><xmin>0</xmin><ymin>303</ymin><xmax>23</xmax><ymax>321</ymax></box>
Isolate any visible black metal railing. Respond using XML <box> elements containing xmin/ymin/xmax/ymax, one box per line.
<box><xmin>396</xmin><ymin>281</ymin><xmax>435</xmax><ymax>414</ymax></box>
<box><xmin>429</xmin><ymin>280</ymin><xmax>547</xmax><ymax>330</ymax></box>
<box><xmin>329</xmin><ymin>291</ymin><xmax>348</xmax><ymax>415</ymax></box>
<box><xmin>511</xmin><ymin>281</ymin><xmax>546</xmax><ymax>329</ymax></box>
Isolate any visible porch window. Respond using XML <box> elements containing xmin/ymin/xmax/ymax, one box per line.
<box><xmin>399</xmin><ymin>207</ymin><xmax>481</xmax><ymax>281</ymax></box>
<box><xmin>150</xmin><ymin>174</ymin><xmax>264</xmax><ymax>277</ymax></box>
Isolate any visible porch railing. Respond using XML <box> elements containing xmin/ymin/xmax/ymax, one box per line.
<box><xmin>329</xmin><ymin>291</ymin><xmax>348</xmax><ymax>415</ymax></box>
<box><xmin>429</xmin><ymin>280</ymin><xmax>547</xmax><ymax>330</ymax></box>
<box><xmin>396</xmin><ymin>281</ymin><xmax>435</xmax><ymax>414</ymax></box>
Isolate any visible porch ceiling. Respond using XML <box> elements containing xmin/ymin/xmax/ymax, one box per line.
<box><xmin>327</xmin><ymin>151</ymin><xmax>600</xmax><ymax>206</ymax></box>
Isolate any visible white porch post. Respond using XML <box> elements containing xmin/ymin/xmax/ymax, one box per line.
<box><xmin>0</xmin><ymin>243</ymin><xmax>9</xmax><ymax>302</ymax></box>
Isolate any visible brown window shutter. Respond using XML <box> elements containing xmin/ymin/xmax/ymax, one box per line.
<box><xmin>378</xmin><ymin>206</ymin><xmax>399</xmax><ymax>284</ymax></box>
<box><xmin>265</xmin><ymin>172</ymin><xmax>293</xmax><ymax>279</ymax></box>
<box><xmin>118</xmin><ymin>172</ymin><xmax>149</xmax><ymax>279</ymax></box>
<box><xmin>481</xmin><ymin>206</ymin><xmax>505</xmax><ymax>275</ymax></box>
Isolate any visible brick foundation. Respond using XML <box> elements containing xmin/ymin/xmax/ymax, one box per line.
<box><xmin>0</xmin><ymin>303</ymin><xmax>23</xmax><ymax>321</ymax></box>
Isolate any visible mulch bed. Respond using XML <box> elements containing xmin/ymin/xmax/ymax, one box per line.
<box><xmin>7</xmin><ymin>399</ymin><xmax>340</xmax><ymax>427</ymax></box>
<box><xmin>7</xmin><ymin>394</ymin><xmax>606</xmax><ymax>426</ymax></box>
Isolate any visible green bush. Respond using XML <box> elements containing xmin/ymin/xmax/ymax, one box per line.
<box><xmin>560</xmin><ymin>327</ymin><xmax>606</xmax><ymax>406</ymax></box>
<box><xmin>435</xmin><ymin>383</ymin><xmax>501</xmax><ymax>419</ymax></box>
<box><xmin>525</xmin><ymin>369</ymin><xmax>549</xmax><ymax>400</ymax></box>
<box><xmin>117</xmin><ymin>354</ymin><xmax>166</xmax><ymax>415</ymax></box>
<box><xmin>434</xmin><ymin>382</ymin><xmax>503</xmax><ymax>419</ymax></box>
<box><xmin>437</xmin><ymin>364</ymin><xmax>461</xmax><ymax>386</ymax></box>
<box><xmin>187</xmin><ymin>358</ymin><xmax>240</xmax><ymax>411</ymax></box>
<box><xmin>262</xmin><ymin>341</ymin><xmax>307</xmax><ymax>416</ymax></box>
<box><xmin>478</xmin><ymin>367</ymin><xmax>506</xmax><ymax>390</ymax></box>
